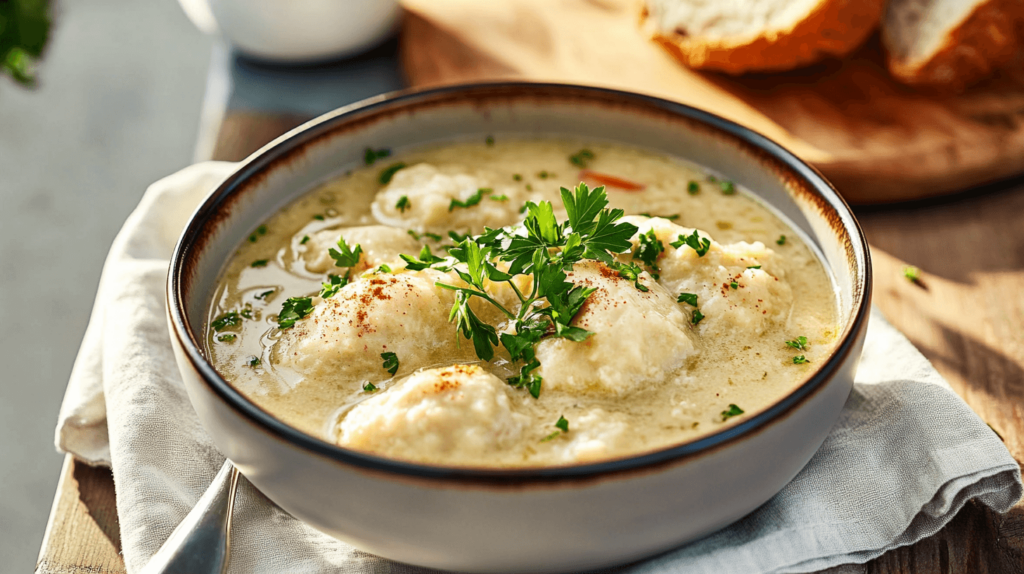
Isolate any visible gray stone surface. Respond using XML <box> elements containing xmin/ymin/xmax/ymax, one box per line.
<box><xmin>0</xmin><ymin>0</ymin><xmax>211</xmax><ymax>570</ymax></box>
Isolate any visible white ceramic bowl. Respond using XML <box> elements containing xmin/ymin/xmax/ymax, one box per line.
<box><xmin>167</xmin><ymin>83</ymin><xmax>872</xmax><ymax>573</ymax></box>
<box><xmin>179</xmin><ymin>0</ymin><xmax>401</xmax><ymax>62</ymax></box>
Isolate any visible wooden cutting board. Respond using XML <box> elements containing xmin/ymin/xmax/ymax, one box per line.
<box><xmin>400</xmin><ymin>0</ymin><xmax>1024</xmax><ymax>204</ymax></box>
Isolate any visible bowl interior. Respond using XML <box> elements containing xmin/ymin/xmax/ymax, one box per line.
<box><xmin>171</xmin><ymin>83</ymin><xmax>869</xmax><ymax>475</ymax></box>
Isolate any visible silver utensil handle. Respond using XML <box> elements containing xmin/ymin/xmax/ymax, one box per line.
<box><xmin>139</xmin><ymin>459</ymin><xmax>240</xmax><ymax>574</ymax></box>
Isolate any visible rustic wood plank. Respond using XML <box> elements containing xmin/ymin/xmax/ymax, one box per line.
<box><xmin>35</xmin><ymin>455</ymin><xmax>125</xmax><ymax>574</ymax></box>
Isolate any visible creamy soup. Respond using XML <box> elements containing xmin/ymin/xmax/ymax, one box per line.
<box><xmin>208</xmin><ymin>139</ymin><xmax>838</xmax><ymax>467</ymax></box>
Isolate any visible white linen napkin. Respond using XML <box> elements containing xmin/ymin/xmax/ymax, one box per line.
<box><xmin>56</xmin><ymin>162</ymin><xmax>1022</xmax><ymax>574</ymax></box>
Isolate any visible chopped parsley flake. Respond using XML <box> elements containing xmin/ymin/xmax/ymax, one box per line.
<box><xmin>721</xmin><ymin>404</ymin><xmax>744</xmax><ymax>420</ymax></box>
<box><xmin>363</xmin><ymin>381</ymin><xmax>379</xmax><ymax>392</ymax></box>
<box><xmin>540</xmin><ymin>431</ymin><xmax>561</xmax><ymax>442</ymax></box>
<box><xmin>633</xmin><ymin>229</ymin><xmax>664</xmax><ymax>275</ymax></box>
<box><xmin>692</xmin><ymin>310</ymin><xmax>705</xmax><ymax>325</ymax></box>
<box><xmin>569</xmin><ymin>149</ymin><xmax>595</xmax><ymax>168</ymax></box>
<box><xmin>718</xmin><ymin>180</ymin><xmax>736</xmax><ymax>194</ymax></box>
<box><xmin>730</xmin><ymin>281</ymin><xmax>738</xmax><ymax>289</ymax></box>
<box><xmin>380</xmin><ymin>352</ymin><xmax>399</xmax><ymax>376</ymax></box>
<box><xmin>670</xmin><ymin>229</ymin><xmax>711</xmax><ymax>256</ymax></box>
<box><xmin>677</xmin><ymin>292</ymin><xmax>698</xmax><ymax>306</ymax></box>
<box><xmin>776</xmin><ymin>235</ymin><xmax>786</xmax><ymax>245</ymax></box>
<box><xmin>555</xmin><ymin>415</ymin><xmax>569</xmax><ymax>432</ymax></box>
<box><xmin>396</xmin><ymin>195</ymin><xmax>411</xmax><ymax>213</ymax></box>
<box><xmin>378</xmin><ymin>162</ymin><xmax>406</xmax><ymax>184</ymax></box>
<box><xmin>313</xmin><ymin>214</ymin><xmax>325</xmax><ymax>221</ymax></box>
<box><xmin>903</xmin><ymin>265</ymin><xmax>921</xmax><ymax>283</ymax></box>
<box><xmin>216</xmin><ymin>334</ymin><xmax>236</xmax><ymax>342</ymax></box>
<box><xmin>747</xmin><ymin>265</ymin><xmax>761</xmax><ymax>270</ymax></box>
<box><xmin>513</xmin><ymin>174</ymin><xmax>522</xmax><ymax>181</ymax></box>
<box><xmin>255</xmin><ymin>289</ymin><xmax>275</xmax><ymax>300</ymax></box>
<box><xmin>247</xmin><ymin>356</ymin><xmax>261</xmax><ymax>368</ymax></box>
<box><xmin>449</xmin><ymin>188</ymin><xmax>487</xmax><ymax>211</ymax></box>
<box><xmin>785</xmin><ymin>336</ymin><xmax>808</xmax><ymax>351</ymax></box>
<box><xmin>251</xmin><ymin>259</ymin><xmax>269</xmax><ymax>268</ymax></box>
<box><xmin>211</xmin><ymin>312</ymin><xmax>241</xmax><ymax>332</ymax></box>
<box><xmin>538</xmin><ymin>170</ymin><xmax>550</xmax><ymax>179</ymax></box>
<box><xmin>364</xmin><ymin>147</ymin><xmax>391</xmax><ymax>165</ymax></box>
<box><xmin>329</xmin><ymin>237</ymin><xmax>363</xmax><ymax>268</ymax></box>
<box><xmin>239</xmin><ymin>307</ymin><xmax>253</xmax><ymax>319</ymax></box>
<box><xmin>277</xmin><ymin>297</ymin><xmax>314</xmax><ymax>330</ymax></box>
<box><xmin>319</xmin><ymin>273</ymin><xmax>350</xmax><ymax>299</ymax></box>
<box><xmin>525</xmin><ymin>184</ymin><xmax>533</xmax><ymax>191</ymax></box>
<box><xmin>792</xmin><ymin>355</ymin><xmax>809</xmax><ymax>364</ymax></box>
<box><xmin>687</xmin><ymin>181</ymin><xmax>700</xmax><ymax>195</ymax></box>
<box><xmin>485</xmin><ymin>136</ymin><xmax>495</xmax><ymax>146</ymax></box>
<box><xmin>300</xmin><ymin>235</ymin><xmax>310</xmax><ymax>245</ymax></box>
<box><xmin>490</xmin><ymin>194</ymin><xmax>509</xmax><ymax>202</ymax></box>
<box><xmin>639</xmin><ymin>213</ymin><xmax>680</xmax><ymax>220</ymax></box>
<box><xmin>374</xmin><ymin>263</ymin><xmax>393</xmax><ymax>274</ymax></box>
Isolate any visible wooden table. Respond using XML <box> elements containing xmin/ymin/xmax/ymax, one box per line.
<box><xmin>34</xmin><ymin>105</ymin><xmax>1024</xmax><ymax>574</ymax></box>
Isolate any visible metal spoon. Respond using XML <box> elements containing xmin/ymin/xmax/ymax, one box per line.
<box><xmin>139</xmin><ymin>459</ymin><xmax>240</xmax><ymax>574</ymax></box>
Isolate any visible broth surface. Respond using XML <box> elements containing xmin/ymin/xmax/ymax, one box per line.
<box><xmin>208</xmin><ymin>139</ymin><xmax>838</xmax><ymax>467</ymax></box>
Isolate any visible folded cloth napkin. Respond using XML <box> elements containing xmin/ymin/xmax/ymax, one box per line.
<box><xmin>56</xmin><ymin>162</ymin><xmax>1022</xmax><ymax>574</ymax></box>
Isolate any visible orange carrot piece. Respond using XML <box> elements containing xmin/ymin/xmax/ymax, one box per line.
<box><xmin>579</xmin><ymin>170</ymin><xmax>646</xmax><ymax>192</ymax></box>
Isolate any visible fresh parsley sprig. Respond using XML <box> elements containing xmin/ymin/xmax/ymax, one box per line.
<box><xmin>329</xmin><ymin>237</ymin><xmax>362</xmax><ymax>268</ymax></box>
<box><xmin>425</xmin><ymin>183</ymin><xmax>639</xmax><ymax>398</ymax></box>
<box><xmin>671</xmin><ymin>229</ymin><xmax>711</xmax><ymax>257</ymax></box>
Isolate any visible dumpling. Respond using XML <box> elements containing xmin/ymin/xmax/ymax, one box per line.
<box><xmin>542</xmin><ymin>408</ymin><xmax>633</xmax><ymax>464</ymax></box>
<box><xmin>274</xmin><ymin>270</ymin><xmax>488</xmax><ymax>386</ymax></box>
<box><xmin>296</xmin><ymin>225</ymin><xmax>420</xmax><ymax>274</ymax></box>
<box><xmin>621</xmin><ymin>216</ymin><xmax>792</xmax><ymax>337</ymax></box>
<box><xmin>534</xmin><ymin>260</ymin><xmax>697</xmax><ymax>397</ymax></box>
<box><xmin>336</xmin><ymin>364</ymin><xmax>530</xmax><ymax>465</ymax></box>
<box><xmin>371</xmin><ymin>163</ymin><xmax>524</xmax><ymax>234</ymax></box>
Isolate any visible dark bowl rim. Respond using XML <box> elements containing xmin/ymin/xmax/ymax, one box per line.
<box><xmin>168</xmin><ymin>81</ymin><xmax>872</xmax><ymax>483</ymax></box>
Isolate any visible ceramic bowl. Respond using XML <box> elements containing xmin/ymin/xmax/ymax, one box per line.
<box><xmin>167</xmin><ymin>83</ymin><xmax>871</xmax><ymax>573</ymax></box>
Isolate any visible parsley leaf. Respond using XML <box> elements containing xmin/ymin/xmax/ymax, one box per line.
<box><xmin>776</xmin><ymin>235</ymin><xmax>786</xmax><ymax>245</ymax></box>
<box><xmin>490</xmin><ymin>194</ymin><xmax>509</xmax><ymax>202</ymax></box>
<box><xmin>380</xmin><ymin>352</ymin><xmax>399</xmax><ymax>376</ymax></box>
<box><xmin>639</xmin><ymin>213</ymin><xmax>680</xmax><ymax>221</ymax></box>
<box><xmin>555</xmin><ymin>415</ymin><xmax>569</xmax><ymax>432</ymax></box>
<box><xmin>379</xmin><ymin>162</ymin><xmax>406</xmax><ymax>184</ymax></box>
<box><xmin>785</xmin><ymin>336</ymin><xmax>808</xmax><ymax>351</ymax></box>
<box><xmin>633</xmin><ymin>229</ymin><xmax>664</xmax><ymax>273</ymax></box>
<box><xmin>319</xmin><ymin>273</ymin><xmax>350</xmax><ymax>299</ymax></box>
<box><xmin>730</xmin><ymin>281</ymin><xmax>738</xmax><ymax>289</ymax></box>
<box><xmin>247</xmin><ymin>356</ymin><xmax>261</xmax><ymax>368</ymax></box>
<box><xmin>216</xmin><ymin>334</ymin><xmax>236</xmax><ymax>342</ymax></box>
<box><xmin>903</xmin><ymin>265</ymin><xmax>921</xmax><ymax>283</ymax></box>
<box><xmin>569</xmin><ymin>149</ymin><xmax>595</xmax><ymax>168</ymax></box>
<box><xmin>363</xmin><ymin>381</ymin><xmax>379</xmax><ymax>392</ymax></box>
<box><xmin>449</xmin><ymin>188</ymin><xmax>487</xmax><ymax>211</ymax></box>
<box><xmin>364</xmin><ymin>147</ymin><xmax>390</xmax><ymax>165</ymax></box>
<box><xmin>677</xmin><ymin>293</ymin><xmax>698</xmax><ymax>306</ymax></box>
<box><xmin>396</xmin><ymin>195</ymin><xmax>411</xmax><ymax>213</ymax></box>
<box><xmin>718</xmin><ymin>180</ymin><xmax>736</xmax><ymax>194</ymax></box>
<box><xmin>687</xmin><ymin>181</ymin><xmax>700</xmax><ymax>195</ymax></box>
<box><xmin>255</xmin><ymin>289</ymin><xmax>275</xmax><ymax>301</ymax></box>
<box><xmin>313</xmin><ymin>214</ymin><xmax>325</xmax><ymax>221</ymax></box>
<box><xmin>251</xmin><ymin>259</ymin><xmax>269</xmax><ymax>268</ymax></box>
<box><xmin>400</xmin><ymin>245</ymin><xmax>451</xmax><ymax>271</ymax></box>
<box><xmin>277</xmin><ymin>297</ymin><xmax>314</xmax><ymax>329</ymax></box>
<box><xmin>792</xmin><ymin>355</ymin><xmax>809</xmax><ymax>364</ymax></box>
<box><xmin>747</xmin><ymin>265</ymin><xmax>761</xmax><ymax>270</ymax></box>
<box><xmin>329</xmin><ymin>237</ymin><xmax>363</xmax><ymax>268</ymax></box>
<box><xmin>721</xmin><ymin>404</ymin><xmax>744</xmax><ymax>420</ymax></box>
<box><xmin>300</xmin><ymin>235</ymin><xmax>310</xmax><ymax>245</ymax></box>
<box><xmin>692</xmin><ymin>310</ymin><xmax>705</xmax><ymax>325</ymax></box>
<box><xmin>670</xmin><ymin>229</ymin><xmax>711</xmax><ymax>257</ymax></box>
<box><xmin>211</xmin><ymin>312</ymin><xmax>241</xmax><ymax>332</ymax></box>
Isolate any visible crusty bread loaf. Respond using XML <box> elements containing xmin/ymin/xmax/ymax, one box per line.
<box><xmin>640</xmin><ymin>0</ymin><xmax>886</xmax><ymax>74</ymax></box>
<box><xmin>882</xmin><ymin>0</ymin><xmax>1024</xmax><ymax>92</ymax></box>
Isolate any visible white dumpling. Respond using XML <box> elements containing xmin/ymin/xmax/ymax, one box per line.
<box><xmin>274</xmin><ymin>270</ymin><xmax>484</xmax><ymax>385</ymax></box>
<box><xmin>371</xmin><ymin>163</ymin><xmax>524</xmax><ymax>234</ymax></box>
<box><xmin>534</xmin><ymin>260</ymin><xmax>697</xmax><ymax>397</ymax></box>
<box><xmin>621</xmin><ymin>216</ymin><xmax>792</xmax><ymax>337</ymax></box>
<box><xmin>296</xmin><ymin>225</ymin><xmax>421</xmax><ymax>274</ymax></box>
<box><xmin>336</xmin><ymin>364</ymin><xmax>530</xmax><ymax>465</ymax></box>
<box><xmin>543</xmin><ymin>409</ymin><xmax>633</xmax><ymax>464</ymax></box>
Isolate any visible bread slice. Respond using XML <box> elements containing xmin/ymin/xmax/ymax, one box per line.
<box><xmin>640</xmin><ymin>0</ymin><xmax>886</xmax><ymax>74</ymax></box>
<box><xmin>882</xmin><ymin>0</ymin><xmax>1024</xmax><ymax>91</ymax></box>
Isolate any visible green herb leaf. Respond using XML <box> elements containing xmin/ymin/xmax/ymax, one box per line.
<box><xmin>730</xmin><ymin>281</ymin><xmax>738</xmax><ymax>289</ymax></box>
<box><xmin>785</xmin><ymin>336</ymin><xmax>808</xmax><ymax>351</ymax></box>
<box><xmin>776</xmin><ymin>235</ymin><xmax>786</xmax><ymax>246</ymax></box>
<box><xmin>490</xmin><ymin>194</ymin><xmax>509</xmax><ymax>202</ymax></box>
<box><xmin>211</xmin><ymin>312</ymin><xmax>241</xmax><ymax>332</ymax></box>
<box><xmin>903</xmin><ymin>265</ymin><xmax>921</xmax><ymax>283</ymax></box>
<box><xmin>555</xmin><ymin>415</ymin><xmax>569</xmax><ymax>432</ymax></box>
<box><xmin>449</xmin><ymin>188</ymin><xmax>487</xmax><ymax>211</ymax></box>
<box><xmin>633</xmin><ymin>228</ymin><xmax>664</xmax><ymax>272</ymax></box>
<box><xmin>363</xmin><ymin>381</ymin><xmax>379</xmax><ymax>392</ymax></box>
<box><xmin>400</xmin><ymin>245</ymin><xmax>451</xmax><ymax>271</ymax></box>
<box><xmin>364</xmin><ymin>147</ymin><xmax>391</xmax><ymax>165</ymax></box>
<box><xmin>513</xmin><ymin>174</ymin><xmax>523</xmax><ymax>181</ymax></box>
<box><xmin>670</xmin><ymin>229</ymin><xmax>711</xmax><ymax>257</ymax></box>
<box><xmin>687</xmin><ymin>181</ymin><xmax>700</xmax><ymax>195</ymax></box>
<box><xmin>379</xmin><ymin>162</ymin><xmax>406</xmax><ymax>184</ymax></box>
<box><xmin>747</xmin><ymin>265</ymin><xmax>761</xmax><ymax>270</ymax></box>
<box><xmin>721</xmin><ymin>404</ymin><xmax>744</xmax><ymax>420</ymax></box>
<box><xmin>251</xmin><ymin>259</ymin><xmax>269</xmax><ymax>268</ymax></box>
<box><xmin>677</xmin><ymin>293</ymin><xmax>698</xmax><ymax>306</ymax></box>
<box><xmin>540</xmin><ymin>431</ymin><xmax>561</xmax><ymax>442</ymax></box>
<box><xmin>329</xmin><ymin>237</ymin><xmax>363</xmax><ymax>268</ymax></box>
<box><xmin>277</xmin><ymin>297</ymin><xmax>314</xmax><ymax>329</ymax></box>
<box><xmin>375</xmin><ymin>264</ymin><xmax>392</xmax><ymax>274</ymax></box>
<box><xmin>255</xmin><ymin>289</ymin><xmax>275</xmax><ymax>300</ymax></box>
<box><xmin>718</xmin><ymin>180</ymin><xmax>736</xmax><ymax>194</ymax></box>
<box><xmin>396</xmin><ymin>195</ymin><xmax>411</xmax><ymax>213</ymax></box>
<box><xmin>692</xmin><ymin>310</ymin><xmax>705</xmax><ymax>325</ymax></box>
<box><xmin>569</xmin><ymin>149</ymin><xmax>595</xmax><ymax>168</ymax></box>
<box><xmin>792</xmin><ymin>355</ymin><xmax>809</xmax><ymax>364</ymax></box>
<box><xmin>319</xmin><ymin>273</ymin><xmax>350</xmax><ymax>299</ymax></box>
<box><xmin>380</xmin><ymin>352</ymin><xmax>399</xmax><ymax>376</ymax></box>
<box><xmin>313</xmin><ymin>214</ymin><xmax>325</xmax><ymax>221</ymax></box>
<box><xmin>247</xmin><ymin>356</ymin><xmax>261</xmax><ymax>368</ymax></box>
<box><xmin>639</xmin><ymin>213</ymin><xmax>680</xmax><ymax>221</ymax></box>
<box><xmin>217</xmin><ymin>334</ymin><xmax>236</xmax><ymax>342</ymax></box>
<box><xmin>300</xmin><ymin>235</ymin><xmax>310</xmax><ymax>244</ymax></box>
<box><xmin>485</xmin><ymin>135</ymin><xmax>495</xmax><ymax>146</ymax></box>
